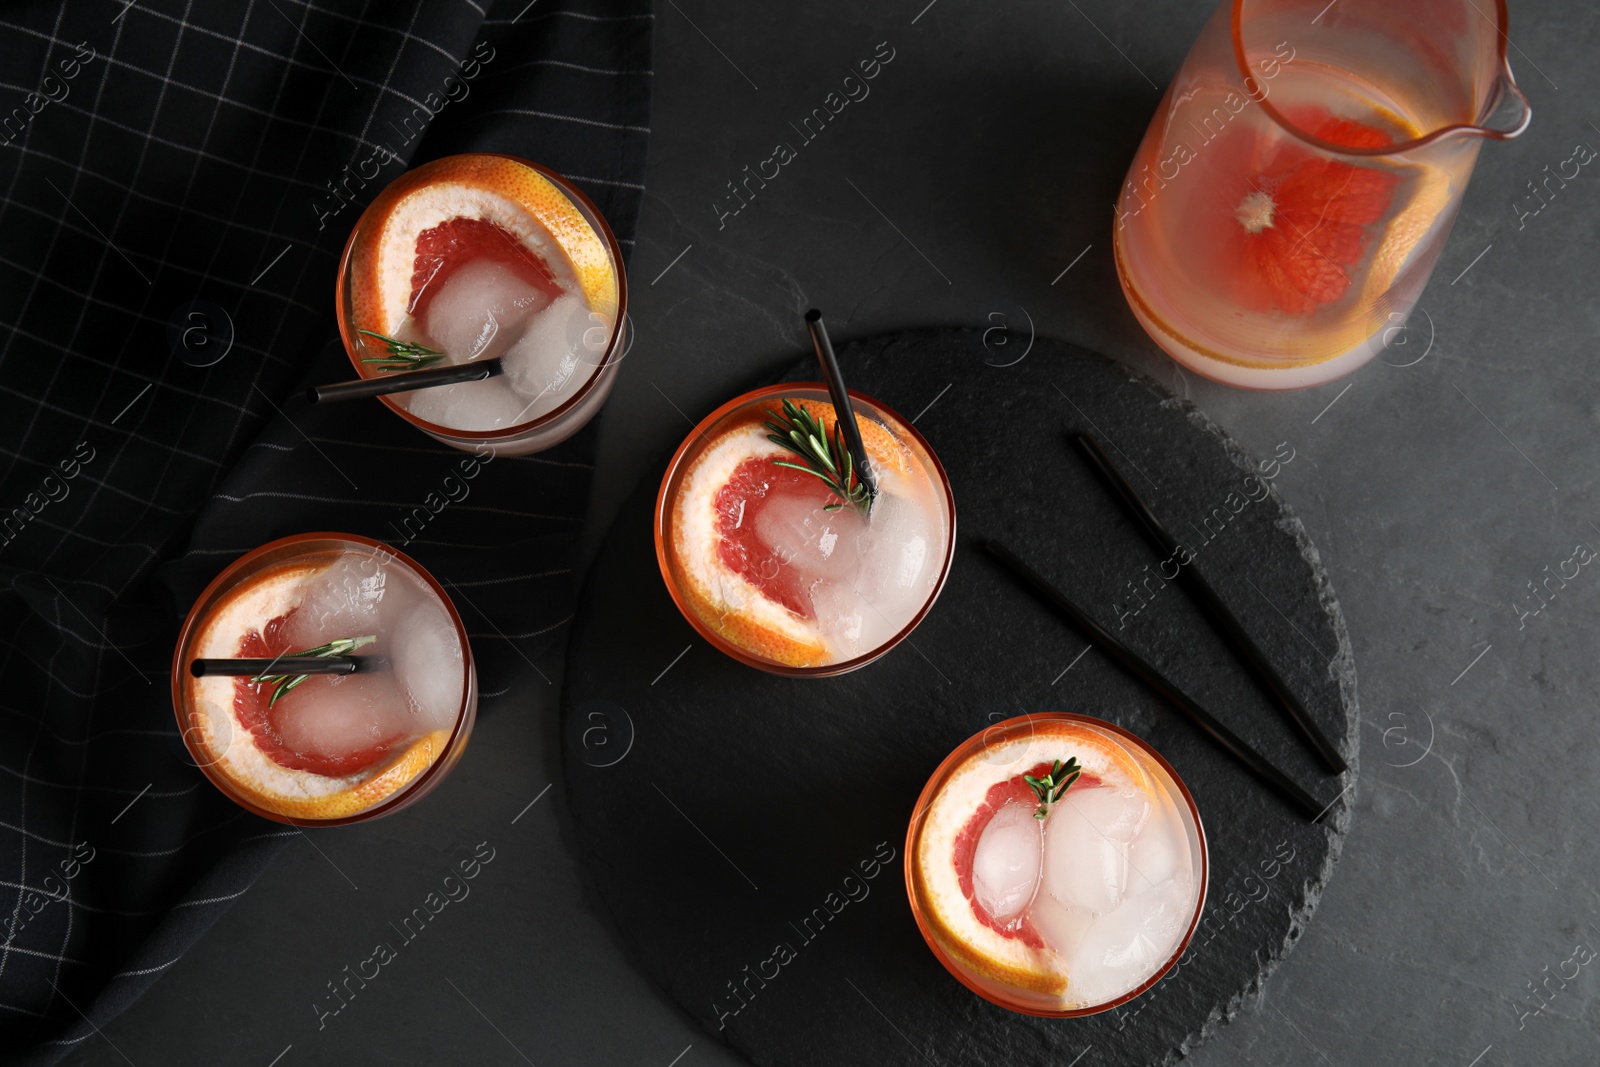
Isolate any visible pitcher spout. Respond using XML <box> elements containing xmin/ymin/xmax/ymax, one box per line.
<box><xmin>1476</xmin><ymin>67</ymin><xmax>1532</xmax><ymax>140</ymax></box>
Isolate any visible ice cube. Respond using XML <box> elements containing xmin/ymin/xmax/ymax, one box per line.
<box><xmin>1067</xmin><ymin>784</ymin><xmax>1150</xmax><ymax>843</ymax></box>
<box><xmin>856</xmin><ymin>490</ymin><xmax>931</xmax><ymax>595</ymax></box>
<box><xmin>499</xmin><ymin>294</ymin><xmax>601</xmax><ymax>421</ymax></box>
<box><xmin>402</xmin><ymin>376</ymin><xmax>532</xmax><ymax>431</ymax></box>
<box><xmin>284</xmin><ymin>553</ymin><xmax>386</xmax><ymax>645</ymax></box>
<box><xmin>753</xmin><ymin>492</ymin><xmax>863</xmax><ymax>581</ymax></box>
<box><xmin>272</xmin><ymin>672</ymin><xmax>411</xmax><ymax>760</ymax></box>
<box><xmin>1030</xmin><ymin>890</ymin><xmax>1094</xmax><ymax>958</ymax></box>
<box><xmin>759</xmin><ymin>478</ymin><xmax>944</xmax><ymax>660</ymax></box>
<box><xmin>423</xmin><ymin>259</ymin><xmax>552</xmax><ymax>362</ymax></box>
<box><xmin>810</xmin><ymin>574</ymin><xmax>914</xmax><ymax>658</ymax></box>
<box><xmin>389</xmin><ymin>597</ymin><xmax>464</xmax><ymax>731</ymax></box>
<box><xmin>971</xmin><ymin>802</ymin><xmax>1041</xmax><ymax>924</ymax></box>
<box><xmin>1127</xmin><ymin>800</ymin><xmax>1192</xmax><ymax>892</ymax></box>
<box><xmin>1068</xmin><ymin>879</ymin><xmax>1193</xmax><ymax>1001</ymax></box>
<box><xmin>808</xmin><ymin>580</ymin><xmax>867</xmax><ymax>652</ymax></box>
<box><xmin>844</xmin><ymin>489</ymin><xmax>938</xmax><ymax>648</ymax></box>
<box><xmin>1041</xmin><ymin>787</ymin><xmax>1131</xmax><ymax>914</ymax></box>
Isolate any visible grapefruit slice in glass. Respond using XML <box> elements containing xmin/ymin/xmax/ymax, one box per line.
<box><xmin>347</xmin><ymin>154</ymin><xmax>620</xmax><ymax>342</ymax></box>
<box><xmin>668</xmin><ymin>398</ymin><xmax>917</xmax><ymax>668</ymax></box>
<box><xmin>913</xmin><ymin>726</ymin><xmax>1155</xmax><ymax>1000</ymax></box>
<box><xmin>184</xmin><ymin>561</ymin><xmax>453</xmax><ymax>822</ymax></box>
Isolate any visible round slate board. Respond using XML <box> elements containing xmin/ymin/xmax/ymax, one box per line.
<box><xmin>560</xmin><ymin>329</ymin><xmax>1358</xmax><ymax>1067</ymax></box>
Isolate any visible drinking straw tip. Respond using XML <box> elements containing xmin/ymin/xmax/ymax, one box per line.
<box><xmin>189</xmin><ymin>660</ymin><xmax>206</xmax><ymax>677</ymax></box>
<box><xmin>305</xmin><ymin>387</ymin><xmax>322</xmax><ymax>404</ymax></box>
<box><xmin>805</xmin><ymin>308</ymin><xmax>822</xmax><ymax>324</ymax></box>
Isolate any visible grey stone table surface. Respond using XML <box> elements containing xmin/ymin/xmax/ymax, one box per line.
<box><xmin>66</xmin><ymin>1</ymin><xmax>1599</xmax><ymax>1064</ymax></box>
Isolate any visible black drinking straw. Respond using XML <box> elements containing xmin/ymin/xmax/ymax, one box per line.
<box><xmin>306</xmin><ymin>358</ymin><xmax>503</xmax><ymax>404</ymax></box>
<box><xmin>804</xmin><ymin>309</ymin><xmax>878</xmax><ymax>503</ymax></box>
<box><xmin>983</xmin><ymin>539</ymin><xmax>1327</xmax><ymax>822</ymax></box>
<box><xmin>189</xmin><ymin>657</ymin><xmax>369</xmax><ymax>678</ymax></box>
<box><xmin>1071</xmin><ymin>432</ymin><xmax>1348</xmax><ymax>775</ymax></box>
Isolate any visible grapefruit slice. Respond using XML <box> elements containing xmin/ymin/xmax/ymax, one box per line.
<box><xmin>912</xmin><ymin>723</ymin><xmax>1155</xmax><ymax>1003</ymax></box>
<box><xmin>1366</xmin><ymin>157</ymin><xmax>1455</xmax><ymax>301</ymax></box>
<box><xmin>668</xmin><ymin>399</ymin><xmax>915</xmax><ymax>668</ymax></box>
<box><xmin>408</xmin><ymin>215</ymin><xmax>565</xmax><ymax>324</ymax></box>
<box><xmin>1226</xmin><ymin>112</ymin><xmax>1402</xmax><ymax>316</ymax></box>
<box><xmin>348</xmin><ymin>154</ymin><xmax>619</xmax><ymax>343</ymax></box>
<box><xmin>184</xmin><ymin>561</ymin><xmax>450</xmax><ymax>821</ymax></box>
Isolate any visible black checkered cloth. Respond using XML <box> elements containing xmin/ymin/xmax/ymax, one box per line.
<box><xmin>0</xmin><ymin>2</ymin><xmax>651</xmax><ymax>1061</ymax></box>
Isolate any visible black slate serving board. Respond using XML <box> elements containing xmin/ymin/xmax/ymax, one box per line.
<box><xmin>560</xmin><ymin>329</ymin><xmax>1358</xmax><ymax>1067</ymax></box>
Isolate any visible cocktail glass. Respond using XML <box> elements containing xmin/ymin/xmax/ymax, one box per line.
<box><xmin>1114</xmin><ymin>0</ymin><xmax>1531</xmax><ymax>389</ymax></box>
<box><xmin>655</xmin><ymin>382</ymin><xmax>956</xmax><ymax>676</ymax></box>
<box><xmin>172</xmin><ymin>532</ymin><xmax>477</xmax><ymax>825</ymax></box>
<box><xmin>906</xmin><ymin>713</ymin><xmax>1207</xmax><ymax>1015</ymax></box>
<box><xmin>336</xmin><ymin>153</ymin><xmax>629</xmax><ymax>454</ymax></box>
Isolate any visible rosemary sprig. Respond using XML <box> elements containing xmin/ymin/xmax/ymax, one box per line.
<box><xmin>251</xmin><ymin>635</ymin><xmax>375</xmax><ymax>708</ymax></box>
<box><xmin>1023</xmin><ymin>757</ymin><xmax>1083</xmax><ymax>820</ymax></box>
<box><xmin>358</xmin><ymin>329</ymin><xmax>445</xmax><ymax>371</ymax></box>
<box><xmin>763</xmin><ymin>398</ymin><xmax>873</xmax><ymax>518</ymax></box>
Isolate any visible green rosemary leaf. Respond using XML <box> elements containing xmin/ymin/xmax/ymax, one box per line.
<box><xmin>771</xmin><ymin>460</ymin><xmax>843</xmax><ymax>488</ymax></box>
<box><xmin>252</xmin><ymin>634</ymin><xmax>375</xmax><ymax>707</ymax></box>
<box><xmin>357</xmin><ymin>329</ymin><xmax>445</xmax><ymax>371</ymax></box>
<box><xmin>268</xmin><ymin>673</ymin><xmax>308</xmax><ymax>708</ymax></box>
<box><xmin>762</xmin><ymin>400</ymin><xmax>873</xmax><ymax>518</ymax></box>
<box><xmin>808</xmin><ymin>435</ymin><xmax>837</xmax><ymax>472</ymax></box>
<box><xmin>1027</xmin><ymin>755</ymin><xmax>1084</xmax><ymax>820</ymax></box>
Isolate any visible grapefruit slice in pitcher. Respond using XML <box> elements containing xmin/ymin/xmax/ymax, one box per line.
<box><xmin>1223</xmin><ymin>112</ymin><xmax>1402</xmax><ymax>315</ymax></box>
<box><xmin>1210</xmin><ymin>108</ymin><xmax>1457</xmax><ymax>328</ymax></box>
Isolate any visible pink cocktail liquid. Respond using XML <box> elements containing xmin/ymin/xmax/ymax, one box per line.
<box><xmin>1112</xmin><ymin>0</ymin><xmax>1517</xmax><ymax>389</ymax></box>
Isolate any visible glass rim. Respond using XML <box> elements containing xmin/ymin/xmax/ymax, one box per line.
<box><xmin>334</xmin><ymin>152</ymin><xmax>630</xmax><ymax>443</ymax></box>
<box><xmin>902</xmin><ymin>712</ymin><xmax>1210</xmax><ymax>1018</ymax></box>
<box><xmin>1230</xmin><ymin>0</ymin><xmax>1530</xmax><ymax>157</ymax></box>
<box><xmin>170</xmin><ymin>531</ymin><xmax>477</xmax><ymax>826</ymax></box>
<box><xmin>652</xmin><ymin>381</ymin><xmax>958</xmax><ymax>678</ymax></box>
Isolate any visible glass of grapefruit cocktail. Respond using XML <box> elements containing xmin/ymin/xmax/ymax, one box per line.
<box><xmin>1114</xmin><ymin>0</ymin><xmax>1531</xmax><ymax>389</ymax></box>
<box><xmin>173</xmin><ymin>533</ymin><xmax>476</xmax><ymax>825</ymax></box>
<box><xmin>906</xmin><ymin>713</ymin><xmax>1207</xmax><ymax>1016</ymax></box>
<box><xmin>655</xmin><ymin>383</ymin><xmax>955</xmax><ymax>676</ymax></box>
<box><xmin>337</xmin><ymin>154</ymin><xmax>628</xmax><ymax>454</ymax></box>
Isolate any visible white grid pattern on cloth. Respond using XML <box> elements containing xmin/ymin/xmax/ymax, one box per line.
<box><xmin>0</xmin><ymin>0</ymin><xmax>651</xmax><ymax>1059</ymax></box>
<box><xmin>0</xmin><ymin>1</ymin><xmax>116</xmax><ymax>1029</ymax></box>
<box><xmin>0</xmin><ymin>17</ymin><xmax>445</xmax><ymax>152</ymax></box>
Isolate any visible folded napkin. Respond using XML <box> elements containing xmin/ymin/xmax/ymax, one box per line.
<box><xmin>0</xmin><ymin>2</ymin><xmax>651</xmax><ymax>1061</ymax></box>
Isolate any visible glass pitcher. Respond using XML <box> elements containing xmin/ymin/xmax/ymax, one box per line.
<box><xmin>1113</xmin><ymin>0</ymin><xmax>1531</xmax><ymax>390</ymax></box>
